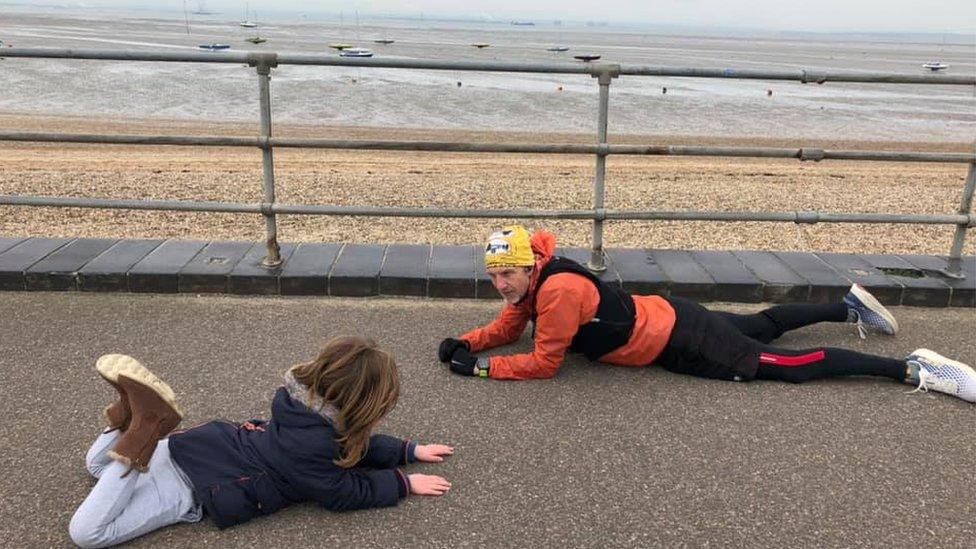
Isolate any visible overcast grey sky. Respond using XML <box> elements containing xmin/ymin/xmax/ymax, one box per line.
<box><xmin>20</xmin><ymin>1</ymin><xmax>976</xmax><ymax>32</ymax></box>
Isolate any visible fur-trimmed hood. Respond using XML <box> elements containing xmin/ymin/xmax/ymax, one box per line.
<box><xmin>282</xmin><ymin>367</ymin><xmax>340</xmax><ymax>426</ymax></box>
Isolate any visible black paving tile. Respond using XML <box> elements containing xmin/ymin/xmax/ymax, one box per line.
<box><xmin>128</xmin><ymin>240</ymin><xmax>207</xmax><ymax>293</ymax></box>
<box><xmin>179</xmin><ymin>241</ymin><xmax>253</xmax><ymax>293</ymax></box>
<box><xmin>816</xmin><ymin>253</ymin><xmax>902</xmax><ymax>305</ymax></box>
<box><xmin>429</xmin><ymin>245</ymin><xmax>476</xmax><ymax>298</ymax></box>
<box><xmin>330</xmin><ymin>244</ymin><xmax>385</xmax><ymax>297</ymax></box>
<box><xmin>860</xmin><ymin>254</ymin><xmax>950</xmax><ymax>307</ymax></box>
<box><xmin>0</xmin><ymin>237</ymin><xmax>27</xmax><ymax>256</ymax></box>
<box><xmin>280</xmin><ymin>243</ymin><xmax>341</xmax><ymax>296</ymax></box>
<box><xmin>773</xmin><ymin>252</ymin><xmax>850</xmax><ymax>303</ymax></box>
<box><xmin>0</xmin><ymin>238</ymin><xmax>73</xmax><ymax>291</ymax></box>
<box><xmin>650</xmin><ymin>249</ymin><xmax>713</xmax><ymax>301</ymax></box>
<box><xmin>899</xmin><ymin>255</ymin><xmax>975</xmax><ymax>308</ymax></box>
<box><xmin>229</xmin><ymin>243</ymin><xmax>298</xmax><ymax>295</ymax></box>
<box><xmin>474</xmin><ymin>253</ymin><xmax>496</xmax><ymax>300</ymax></box>
<box><xmin>380</xmin><ymin>244</ymin><xmax>430</xmax><ymax>297</ymax></box>
<box><xmin>555</xmin><ymin>246</ymin><xmax>621</xmax><ymax>286</ymax></box>
<box><xmin>26</xmin><ymin>238</ymin><xmax>118</xmax><ymax>291</ymax></box>
<box><xmin>78</xmin><ymin>239</ymin><xmax>164</xmax><ymax>292</ymax></box>
<box><xmin>691</xmin><ymin>250</ymin><xmax>762</xmax><ymax>303</ymax></box>
<box><xmin>732</xmin><ymin>250</ymin><xmax>809</xmax><ymax>303</ymax></box>
<box><xmin>606</xmin><ymin>248</ymin><xmax>669</xmax><ymax>297</ymax></box>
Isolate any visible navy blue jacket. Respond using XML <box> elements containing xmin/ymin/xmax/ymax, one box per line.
<box><xmin>168</xmin><ymin>387</ymin><xmax>415</xmax><ymax>529</ymax></box>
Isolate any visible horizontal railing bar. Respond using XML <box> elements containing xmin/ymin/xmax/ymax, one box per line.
<box><xmin>1</xmin><ymin>48</ymin><xmax>253</xmax><ymax>64</ymax></box>
<box><xmin>2</xmin><ymin>195</ymin><xmax>972</xmax><ymax>225</ymax></box>
<box><xmin>2</xmin><ymin>132</ymin><xmax>972</xmax><ymax>163</ymax></box>
<box><xmin>1</xmin><ymin>196</ymin><xmax>263</xmax><ymax>214</ymax></box>
<box><xmin>602</xmin><ymin>211</ymin><xmax>975</xmax><ymax>224</ymax></box>
<box><xmin>817</xmin><ymin>150</ymin><xmax>976</xmax><ymax>162</ymax></box>
<box><xmin>0</xmin><ymin>132</ymin><xmax>259</xmax><ymax>147</ymax></box>
<box><xmin>618</xmin><ymin>65</ymin><xmax>976</xmax><ymax>85</ymax></box>
<box><xmin>646</xmin><ymin>146</ymin><xmax>974</xmax><ymax>163</ymax></box>
<box><xmin>279</xmin><ymin>53</ymin><xmax>592</xmax><ymax>75</ymax></box>
<box><xmin>3</xmin><ymin>48</ymin><xmax>974</xmax><ymax>85</ymax></box>
<box><xmin>0</xmin><ymin>132</ymin><xmax>976</xmax><ymax>163</ymax></box>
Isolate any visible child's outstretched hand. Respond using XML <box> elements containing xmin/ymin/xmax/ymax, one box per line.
<box><xmin>414</xmin><ymin>444</ymin><xmax>454</xmax><ymax>463</ymax></box>
<box><xmin>408</xmin><ymin>474</ymin><xmax>452</xmax><ymax>496</ymax></box>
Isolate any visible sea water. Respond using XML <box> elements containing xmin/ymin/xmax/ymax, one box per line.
<box><xmin>0</xmin><ymin>7</ymin><xmax>972</xmax><ymax>141</ymax></box>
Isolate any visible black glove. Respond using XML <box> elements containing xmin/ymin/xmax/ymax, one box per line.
<box><xmin>448</xmin><ymin>347</ymin><xmax>479</xmax><ymax>376</ymax></box>
<box><xmin>438</xmin><ymin>338</ymin><xmax>469</xmax><ymax>363</ymax></box>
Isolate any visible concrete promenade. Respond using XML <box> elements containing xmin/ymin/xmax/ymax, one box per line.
<box><xmin>1</xmin><ymin>292</ymin><xmax>974</xmax><ymax>548</ymax></box>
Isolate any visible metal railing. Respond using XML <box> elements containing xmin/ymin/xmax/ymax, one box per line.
<box><xmin>1</xmin><ymin>47</ymin><xmax>974</xmax><ymax>275</ymax></box>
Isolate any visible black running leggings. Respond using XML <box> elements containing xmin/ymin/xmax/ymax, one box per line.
<box><xmin>715</xmin><ymin>303</ymin><xmax>907</xmax><ymax>383</ymax></box>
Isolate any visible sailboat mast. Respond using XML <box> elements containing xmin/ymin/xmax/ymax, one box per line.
<box><xmin>183</xmin><ymin>0</ymin><xmax>191</xmax><ymax>34</ymax></box>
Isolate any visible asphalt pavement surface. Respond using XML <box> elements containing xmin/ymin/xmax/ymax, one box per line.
<box><xmin>1</xmin><ymin>293</ymin><xmax>973</xmax><ymax>548</ymax></box>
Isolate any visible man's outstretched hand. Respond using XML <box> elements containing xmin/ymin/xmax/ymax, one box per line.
<box><xmin>438</xmin><ymin>338</ymin><xmax>469</xmax><ymax>362</ymax></box>
<box><xmin>439</xmin><ymin>338</ymin><xmax>488</xmax><ymax>378</ymax></box>
<box><xmin>449</xmin><ymin>347</ymin><xmax>479</xmax><ymax>376</ymax></box>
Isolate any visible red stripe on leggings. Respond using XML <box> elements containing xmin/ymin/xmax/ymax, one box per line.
<box><xmin>759</xmin><ymin>350</ymin><xmax>826</xmax><ymax>367</ymax></box>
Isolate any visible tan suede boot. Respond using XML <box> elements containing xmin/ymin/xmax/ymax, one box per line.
<box><xmin>95</xmin><ymin>354</ymin><xmax>137</xmax><ymax>431</ymax></box>
<box><xmin>107</xmin><ymin>370</ymin><xmax>183</xmax><ymax>473</ymax></box>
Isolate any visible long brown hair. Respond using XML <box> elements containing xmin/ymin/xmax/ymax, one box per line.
<box><xmin>290</xmin><ymin>336</ymin><xmax>400</xmax><ymax>468</ymax></box>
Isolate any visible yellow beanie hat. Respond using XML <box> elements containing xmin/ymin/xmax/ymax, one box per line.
<box><xmin>484</xmin><ymin>225</ymin><xmax>534</xmax><ymax>268</ymax></box>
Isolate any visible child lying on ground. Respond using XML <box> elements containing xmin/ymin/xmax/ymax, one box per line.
<box><xmin>70</xmin><ymin>336</ymin><xmax>453</xmax><ymax>548</ymax></box>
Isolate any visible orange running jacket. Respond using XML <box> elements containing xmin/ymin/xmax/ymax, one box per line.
<box><xmin>460</xmin><ymin>230</ymin><xmax>677</xmax><ymax>380</ymax></box>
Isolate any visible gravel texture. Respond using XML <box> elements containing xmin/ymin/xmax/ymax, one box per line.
<box><xmin>1</xmin><ymin>114</ymin><xmax>973</xmax><ymax>255</ymax></box>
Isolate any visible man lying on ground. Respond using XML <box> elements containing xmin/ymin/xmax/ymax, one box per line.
<box><xmin>437</xmin><ymin>224</ymin><xmax>975</xmax><ymax>404</ymax></box>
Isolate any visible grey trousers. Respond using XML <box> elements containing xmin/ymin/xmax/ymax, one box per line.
<box><xmin>69</xmin><ymin>430</ymin><xmax>202</xmax><ymax>548</ymax></box>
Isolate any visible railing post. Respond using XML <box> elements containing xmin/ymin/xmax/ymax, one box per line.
<box><xmin>248</xmin><ymin>53</ymin><xmax>282</xmax><ymax>267</ymax></box>
<box><xmin>943</xmin><ymin>161</ymin><xmax>975</xmax><ymax>279</ymax></box>
<box><xmin>588</xmin><ymin>64</ymin><xmax>619</xmax><ymax>272</ymax></box>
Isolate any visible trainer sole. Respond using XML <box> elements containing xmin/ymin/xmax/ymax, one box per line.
<box><xmin>95</xmin><ymin>354</ymin><xmax>183</xmax><ymax>417</ymax></box>
<box><xmin>850</xmin><ymin>284</ymin><xmax>899</xmax><ymax>335</ymax></box>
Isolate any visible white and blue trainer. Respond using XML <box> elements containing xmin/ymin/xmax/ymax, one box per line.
<box><xmin>843</xmin><ymin>284</ymin><xmax>898</xmax><ymax>338</ymax></box>
<box><xmin>906</xmin><ymin>348</ymin><xmax>976</xmax><ymax>404</ymax></box>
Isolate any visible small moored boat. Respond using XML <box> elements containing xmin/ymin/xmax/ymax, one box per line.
<box><xmin>339</xmin><ymin>47</ymin><xmax>373</xmax><ymax>58</ymax></box>
<box><xmin>198</xmin><ymin>43</ymin><xmax>231</xmax><ymax>51</ymax></box>
<box><xmin>922</xmin><ymin>61</ymin><xmax>949</xmax><ymax>71</ymax></box>
<box><xmin>574</xmin><ymin>54</ymin><xmax>601</xmax><ymax>62</ymax></box>
<box><xmin>547</xmin><ymin>45</ymin><xmax>570</xmax><ymax>52</ymax></box>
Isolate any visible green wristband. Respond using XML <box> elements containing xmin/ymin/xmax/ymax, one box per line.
<box><xmin>476</xmin><ymin>357</ymin><xmax>490</xmax><ymax>378</ymax></box>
